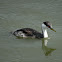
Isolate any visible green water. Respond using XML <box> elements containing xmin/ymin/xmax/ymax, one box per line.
<box><xmin>0</xmin><ymin>0</ymin><xmax>62</xmax><ymax>62</ymax></box>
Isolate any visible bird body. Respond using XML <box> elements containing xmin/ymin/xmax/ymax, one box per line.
<box><xmin>13</xmin><ymin>21</ymin><xmax>56</xmax><ymax>39</ymax></box>
<box><xmin>13</xmin><ymin>28</ymin><xmax>43</xmax><ymax>38</ymax></box>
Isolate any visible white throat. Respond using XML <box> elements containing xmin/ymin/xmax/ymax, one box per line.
<box><xmin>42</xmin><ymin>24</ymin><xmax>48</xmax><ymax>38</ymax></box>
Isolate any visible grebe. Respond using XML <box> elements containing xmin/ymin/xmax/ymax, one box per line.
<box><xmin>13</xmin><ymin>21</ymin><xmax>56</xmax><ymax>39</ymax></box>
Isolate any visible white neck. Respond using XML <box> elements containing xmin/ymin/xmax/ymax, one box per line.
<box><xmin>42</xmin><ymin>24</ymin><xmax>48</xmax><ymax>38</ymax></box>
<box><xmin>42</xmin><ymin>29</ymin><xmax>48</xmax><ymax>38</ymax></box>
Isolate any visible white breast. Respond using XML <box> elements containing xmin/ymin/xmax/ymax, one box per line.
<box><xmin>42</xmin><ymin>23</ymin><xmax>48</xmax><ymax>38</ymax></box>
<box><xmin>43</xmin><ymin>29</ymin><xmax>48</xmax><ymax>38</ymax></box>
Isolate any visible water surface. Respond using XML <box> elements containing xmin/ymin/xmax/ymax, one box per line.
<box><xmin>0</xmin><ymin>0</ymin><xmax>62</xmax><ymax>62</ymax></box>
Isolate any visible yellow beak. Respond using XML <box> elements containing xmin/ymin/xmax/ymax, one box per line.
<box><xmin>50</xmin><ymin>28</ymin><xmax>56</xmax><ymax>32</ymax></box>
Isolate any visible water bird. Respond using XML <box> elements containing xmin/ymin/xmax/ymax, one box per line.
<box><xmin>13</xmin><ymin>21</ymin><xmax>56</xmax><ymax>39</ymax></box>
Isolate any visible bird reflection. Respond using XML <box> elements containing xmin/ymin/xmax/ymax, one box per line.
<box><xmin>42</xmin><ymin>38</ymin><xmax>56</xmax><ymax>56</ymax></box>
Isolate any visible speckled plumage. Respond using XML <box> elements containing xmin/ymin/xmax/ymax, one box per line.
<box><xmin>13</xmin><ymin>28</ymin><xmax>44</xmax><ymax>38</ymax></box>
<box><xmin>12</xmin><ymin>21</ymin><xmax>56</xmax><ymax>39</ymax></box>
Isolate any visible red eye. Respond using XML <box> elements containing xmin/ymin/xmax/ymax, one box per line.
<box><xmin>48</xmin><ymin>26</ymin><xmax>50</xmax><ymax>28</ymax></box>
